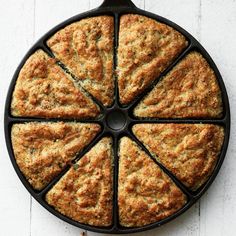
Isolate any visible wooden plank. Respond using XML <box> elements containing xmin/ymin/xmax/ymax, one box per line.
<box><xmin>30</xmin><ymin>1</ymin><xmax>90</xmax><ymax>236</ymax></box>
<box><xmin>33</xmin><ymin>1</ymin><xmax>201</xmax><ymax>236</ymax></box>
<box><xmin>89</xmin><ymin>0</ymin><xmax>145</xmax><ymax>9</ymax></box>
<box><xmin>136</xmin><ymin>1</ymin><xmax>201</xmax><ymax>236</ymax></box>
<box><xmin>145</xmin><ymin>0</ymin><xmax>201</xmax><ymax>40</ymax></box>
<box><xmin>34</xmin><ymin>0</ymin><xmax>90</xmax><ymax>39</ymax></box>
<box><xmin>131</xmin><ymin>0</ymin><xmax>145</xmax><ymax>9</ymax></box>
<box><xmin>200</xmin><ymin>1</ymin><xmax>236</xmax><ymax>235</ymax></box>
<box><xmin>31</xmin><ymin>198</ymin><xmax>84</xmax><ymax>236</ymax></box>
<box><xmin>89</xmin><ymin>0</ymin><xmax>103</xmax><ymax>9</ymax></box>
<box><xmin>146</xmin><ymin>0</ymin><xmax>201</xmax><ymax>235</ymax></box>
<box><xmin>0</xmin><ymin>0</ymin><xmax>34</xmax><ymax>236</ymax></box>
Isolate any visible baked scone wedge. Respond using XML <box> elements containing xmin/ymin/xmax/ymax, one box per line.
<box><xmin>11</xmin><ymin>122</ymin><xmax>101</xmax><ymax>190</ymax></box>
<box><xmin>47</xmin><ymin>16</ymin><xmax>114</xmax><ymax>106</ymax></box>
<box><xmin>11</xmin><ymin>50</ymin><xmax>100</xmax><ymax>118</ymax></box>
<box><xmin>118</xmin><ymin>137</ymin><xmax>186</xmax><ymax>227</ymax></box>
<box><xmin>133</xmin><ymin>124</ymin><xmax>224</xmax><ymax>190</ymax></box>
<box><xmin>134</xmin><ymin>52</ymin><xmax>223</xmax><ymax>118</ymax></box>
<box><xmin>46</xmin><ymin>137</ymin><xmax>113</xmax><ymax>227</ymax></box>
<box><xmin>117</xmin><ymin>14</ymin><xmax>188</xmax><ymax>105</ymax></box>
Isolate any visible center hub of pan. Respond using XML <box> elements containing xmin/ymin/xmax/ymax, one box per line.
<box><xmin>106</xmin><ymin>110</ymin><xmax>127</xmax><ymax>130</ymax></box>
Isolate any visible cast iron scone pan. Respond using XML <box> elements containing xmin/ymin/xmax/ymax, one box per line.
<box><xmin>4</xmin><ymin>0</ymin><xmax>230</xmax><ymax>234</ymax></box>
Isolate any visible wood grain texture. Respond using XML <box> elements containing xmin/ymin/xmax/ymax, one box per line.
<box><xmin>199</xmin><ymin>1</ymin><xmax>236</xmax><ymax>236</ymax></box>
<box><xmin>145</xmin><ymin>0</ymin><xmax>201</xmax><ymax>39</ymax></box>
<box><xmin>0</xmin><ymin>0</ymin><xmax>235</xmax><ymax>236</ymax></box>
<box><xmin>0</xmin><ymin>1</ymin><xmax>34</xmax><ymax>236</ymax></box>
<box><xmin>32</xmin><ymin>1</ymin><xmax>90</xmax><ymax>235</ymax></box>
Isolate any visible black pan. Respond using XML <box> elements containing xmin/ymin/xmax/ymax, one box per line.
<box><xmin>4</xmin><ymin>0</ymin><xmax>230</xmax><ymax>234</ymax></box>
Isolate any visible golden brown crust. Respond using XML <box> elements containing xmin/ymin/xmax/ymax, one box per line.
<box><xmin>47</xmin><ymin>16</ymin><xmax>114</xmax><ymax>106</ymax></box>
<box><xmin>133</xmin><ymin>124</ymin><xmax>224</xmax><ymax>190</ymax></box>
<box><xmin>118</xmin><ymin>137</ymin><xmax>186</xmax><ymax>227</ymax></box>
<box><xmin>117</xmin><ymin>14</ymin><xmax>188</xmax><ymax>105</ymax></box>
<box><xmin>46</xmin><ymin>137</ymin><xmax>113</xmax><ymax>226</ymax></box>
<box><xmin>134</xmin><ymin>52</ymin><xmax>223</xmax><ymax>118</ymax></box>
<box><xmin>11</xmin><ymin>50</ymin><xmax>100</xmax><ymax>118</ymax></box>
<box><xmin>11</xmin><ymin>122</ymin><xmax>101</xmax><ymax>190</ymax></box>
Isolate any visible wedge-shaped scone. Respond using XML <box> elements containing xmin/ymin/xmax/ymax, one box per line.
<box><xmin>134</xmin><ymin>52</ymin><xmax>223</xmax><ymax>118</ymax></box>
<box><xmin>11</xmin><ymin>122</ymin><xmax>101</xmax><ymax>190</ymax></box>
<box><xmin>118</xmin><ymin>137</ymin><xmax>186</xmax><ymax>227</ymax></box>
<box><xmin>47</xmin><ymin>16</ymin><xmax>114</xmax><ymax>106</ymax></box>
<box><xmin>133</xmin><ymin>124</ymin><xmax>224</xmax><ymax>190</ymax></box>
<box><xmin>11</xmin><ymin>50</ymin><xmax>100</xmax><ymax>118</ymax></box>
<box><xmin>117</xmin><ymin>14</ymin><xmax>188</xmax><ymax>105</ymax></box>
<box><xmin>46</xmin><ymin>137</ymin><xmax>113</xmax><ymax>226</ymax></box>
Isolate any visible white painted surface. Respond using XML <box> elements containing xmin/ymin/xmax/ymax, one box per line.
<box><xmin>0</xmin><ymin>0</ymin><xmax>235</xmax><ymax>235</ymax></box>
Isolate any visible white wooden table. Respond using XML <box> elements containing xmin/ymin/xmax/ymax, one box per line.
<box><xmin>0</xmin><ymin>0</ymin><xmax>235</xmax><ymax>235</ymax></box>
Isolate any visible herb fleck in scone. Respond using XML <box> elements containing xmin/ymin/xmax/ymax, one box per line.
<box><xmin>133</xmin><ymin>124</ymin><xmax>224</xmax><ymax>190</ymax></box>
<box><xmin>11</xmin><ymin>122</ymin><xmax>101</xmax><ymax>190</ymax></box>
<box><xmin>134</xmin><ymin>52</ymin><xmax>223</xmax><ymax>118</ymax></box>
<box><xmin>117</xmin><ymin>14</ymin><xmax>188</xmax><ymax>105</ymax></box>
<box><xmin>118</xmin><ymin>137</ymin><xmax>186</xmax><ymax>227</ymax></box>
<box><xmin>11</xmin><ymin>50</ymin><xmax>100</xmax><ymax>118</ymax></box>
<box><xmin>46</xmin><ymin>137</ymin><xmax>113</xmax><ymax>226</ymax></box>
<box><xmin>47</xmin><ymin>16</ymin><xmax>114</xmax><ymax>106</ymax></box>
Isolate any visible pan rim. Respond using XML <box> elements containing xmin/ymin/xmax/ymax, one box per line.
<box><xmin>4</xmin><ymin>3</ymin><xmax>230</xmax><ymax>234</ymax></box>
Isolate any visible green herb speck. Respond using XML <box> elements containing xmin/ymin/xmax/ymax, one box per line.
<box><xmin>73</xmin><ymin>164</ymin><xmax>79</xmax><ymax>170</ymax></box>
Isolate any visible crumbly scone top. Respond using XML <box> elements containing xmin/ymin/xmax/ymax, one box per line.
<box><xmin>47</xmin><ymin>16</ymin><xmax>114</xmax><ymax>106</ymax></box>
<box><xmin>11</xmin><ymin>50</ymin><xmax>100</xmax><ymax>118</ymax></box>
<box><xmin>46</xmin><ymin>137</ymin><xmax>113</xmax><ymax>226</ymax></box>
<box><xmin>133</xmin><ymin>124</ymin><xmax>224</xmax><ymax>190</ymax></box>
<box><xmin>118</xmin><ymin>137</ymin><xmax>186</xmax><ymax>227</ymax></box>
<box><xmin>117</xmin><ymin>14</ymin><xmax>188</xmax><ymax>105</ymax></box>
<box><xmin>134</xmin><ymin>52</ymin><xmax>223</xmax><ymax>118</ymax></box>
<box><xmin>11</xmin><ymin>122</ymin><xmax>101</xmax><ymax>190</ymax></box>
